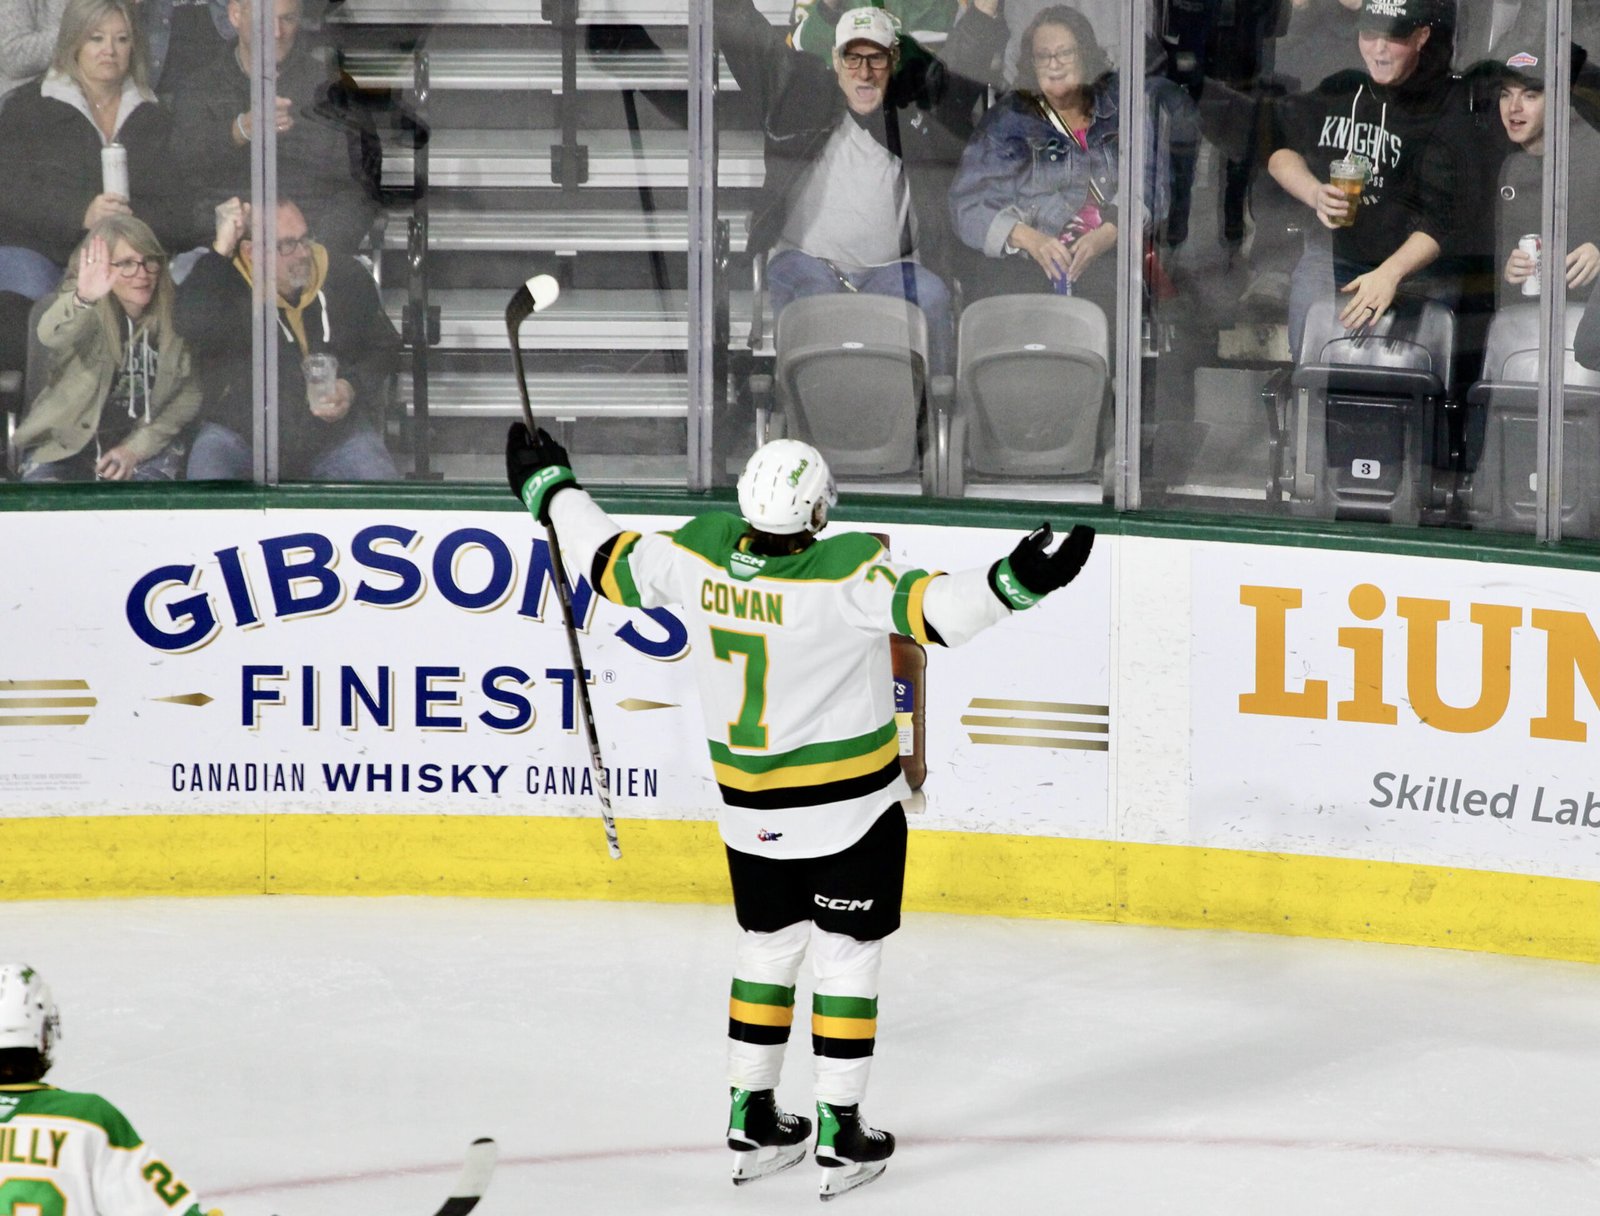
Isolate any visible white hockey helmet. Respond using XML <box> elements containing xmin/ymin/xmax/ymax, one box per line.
<box><xmin>0</xmin><ymin>963</ymin><xmax>59</xmax><ymax>1072</ymax></box>
<box><xmin>737</xmin><ymin>439</ymin><xmax>838</xmax><ymax>536</ymax></box>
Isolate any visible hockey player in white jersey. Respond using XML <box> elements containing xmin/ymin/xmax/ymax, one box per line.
<box><xmin>0</xmin><ymin>964</ymin><xmax>219</xmax><ymax>1216</ymax></box>
<box><xmin>507</xmin><ymin>425</ymin><xmax>1095</xmax><ymax>1200</ymax></box>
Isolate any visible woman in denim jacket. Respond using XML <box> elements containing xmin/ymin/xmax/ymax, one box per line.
<box><xmin>948</xmin><ymin>5</ymin><xmax>1166</xmax><ymax>313</ymax></box>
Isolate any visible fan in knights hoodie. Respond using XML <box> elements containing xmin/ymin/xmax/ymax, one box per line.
<box><xmin>1264</xmin><ymin>0</ymin><xmax>1492</xmax><ymax>357</ymax></box>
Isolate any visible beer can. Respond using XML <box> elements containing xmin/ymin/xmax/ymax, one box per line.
<box><xmin>100</xmin><ymin>143</ymin><xmax>129</xmax><ymax>199</ymax></box>
<box><xmin>1519</xmin><ymin>233</ymin><xmax>1542</xmax><ymax>297</ymax></box>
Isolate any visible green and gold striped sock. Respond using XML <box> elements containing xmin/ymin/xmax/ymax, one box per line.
<box><xmin>729</xmin><ymin>978</ymin><xmax>795</xmax><ymax>1046</ymax></box>
<box><xmin>812</xmin><ymin>993</ymin><xmax>877</xmax><ymax>1060</ymax></box>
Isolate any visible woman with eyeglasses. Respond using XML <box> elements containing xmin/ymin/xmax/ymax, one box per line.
<box><xmin>14</xmin><ymin>214</ymin><xmax>199</xmax><ymax>480</ymax></box>
<box><xmin>948</xmin><ymin>5</ymin><xmax>1166</xmax><ymax>312</ymax></box>
<box><xmin>0</xmin><ymin>0</ymin><xmax>182</xmax><ymax>284</ymax></box>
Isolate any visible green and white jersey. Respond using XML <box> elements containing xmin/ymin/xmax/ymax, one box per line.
<box><xmin>0</xmin><ymin>1084</ymin><xmax>210</xmax><ymax>1216</ymax></box>
<box><xmin>555</xmin><ymin>502</ymin><xmax>1012</xmax><ymax>858</ymax></box>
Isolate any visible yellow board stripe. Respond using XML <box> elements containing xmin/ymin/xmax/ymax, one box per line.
<box><xmin>730</xmin><ymin>999</ymin><xmax>794</xmax><ymax>1027</ymax></box>
<box><xmin>711</xmin><ymin>737</ymin><xmax>899</xmax><ymax>793</ymax></box>
<box><xmin>0</xmin><ymin>816</ymin><xmax>1595</xmax><ymax>964</ymax></box>
<box><xmin>811</xmin><ymin>1014</ymin><xmax>877</xmax><ymax>1039</ymax></box>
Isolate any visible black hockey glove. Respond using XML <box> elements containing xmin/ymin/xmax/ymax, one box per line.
<box><xmin>505</xmin><ymin>422</ymin><xmax>579</xmax><ymax>524</ymax></box>
<box><xmin>989</xmin><ymin>523</ymin><xmax>1096</xmax><ymax>610</ymax></box>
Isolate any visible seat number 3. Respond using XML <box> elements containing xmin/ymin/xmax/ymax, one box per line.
<box><xmin>1351</xmin><ymin>459</ymin><xmax>1381</xmax><ymax>481</ymax></box>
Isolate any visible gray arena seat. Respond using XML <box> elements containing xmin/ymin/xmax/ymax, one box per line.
<box><xmin>1278</xmin><ymin>296</ymin><xmax>1455</xmax><ymax>524</ymax></box>
<box><xmin>948</xmin><ymin>295</ymin><xmax>1109</xmax><ymax>498</ymax></box>
<box><xmin>1464</xmin><ymin>301</ymin><xmax>1600</xmax><ymax>533</ymax></box>
<box><xmin>770</xmin><ymin>294</ymin><xmax>941</xmax><ymax>495</ymax></box>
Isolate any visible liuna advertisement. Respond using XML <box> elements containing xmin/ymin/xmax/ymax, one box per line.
<box><xmin>0</xmin><ymin>510</ymin><xmax>1112</xmax><ymax>839</ymax></box>
<box><xmin>1191</xmin><ymin>544</ymin><xmax>1600</xmax><ymax>882</ymax></box>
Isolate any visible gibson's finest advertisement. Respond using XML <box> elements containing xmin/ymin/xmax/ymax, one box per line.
<box><xmin>0</xmin><ymin>511</ymin><xmax>1112</xmax><ymax>840</ymax></box>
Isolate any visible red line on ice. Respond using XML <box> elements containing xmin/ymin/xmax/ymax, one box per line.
<box><xmin>206</xmin><ymin>1133</ymin><xmax>1596</xmax><ymax>1198</ymax></box>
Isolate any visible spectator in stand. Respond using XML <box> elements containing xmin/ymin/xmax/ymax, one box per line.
<box><xmin>1491</xmin><ymin>40</ymin><xmax>1600</xmax><ymax>306</ymax></box>
<box><xmin>1266</xmin><ymin>0</ymin><xmax>1482</xmax><ymax>356</ymax></box>
<box><xmin>952</xmin><ymin>0</ymin><xmax>1137</xmax><ymax>88</ymax></box>
<box><xmin>137</xmin><ymin>0</ymin><xmax>231</xmax><ymax>93</ymax></box>
<box><xmin>176</xmin><ymin>196</ymin><xmax>400</xmax><ymax>480</ymax></box>
<box><xmin>13</xmin><ymin>215</ymin><xmax>199</xmax><ymax>480</ymax></box>
<box><xmin>948</xmin><ymin>5</ymin><xmax>1167</xmax><ymax>313</ymax></box>
<box><xmin>168</xmin><ymin>0</ymin><xmax>380</xmax><ymax>256</ymax></box>
<box><xmin>716</xmin><ymin>0</ymin><xmax>991</xmax><ymax>379</ymax></box>
<box><xmin>0</xmin><ymin>1</ymin><xmax>70</xmax><ymax>374</ymax></box>
<box><xmin>0</xmin><ymin>0</ymin><xmax>69</xmax><ymax>111</ymax></box>
<box><xmin>0</xmin><ymin>0</ymin><xmax>182</xmax><ymax>277</ymax></box>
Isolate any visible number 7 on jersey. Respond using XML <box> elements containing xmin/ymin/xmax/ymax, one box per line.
<box><xmin>711</xmin><ymin>628</ymin><xmax>769</xmax><ymax>749</ymax></box>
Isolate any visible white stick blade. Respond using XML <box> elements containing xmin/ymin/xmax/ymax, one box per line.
<box><xmin>432</xmin><ymin>1138</ymin><xmax>498</xmax><ymax>1216</ymax></box>
<box><xmin>526</xmin><ymin>274</ymin><xmax>560</xmax><ymax>312</ymax></box>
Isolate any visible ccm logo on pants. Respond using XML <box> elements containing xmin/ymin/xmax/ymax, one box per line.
<box><xmin>815</xmin><ymin>895</ymin><xmax>874</xmax><ymax>911</ymax></box>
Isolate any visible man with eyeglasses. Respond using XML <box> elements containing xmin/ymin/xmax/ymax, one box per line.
<box><xmin>173</xmin><ymin>196</ymin><xmax>402</xmax><ymax>480</ymax></box>
<box><xmin>717</xmin><ymin>0</ymin><xmax>996</xmax><ymax>380</ymax></box>
<box><xmin>167</xmin><ymin>0</ymin><xmax>381</xmax><ymax>256</ymax></box>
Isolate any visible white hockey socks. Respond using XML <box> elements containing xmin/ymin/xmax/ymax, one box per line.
<box><xmin>809</xmin><ymin>926</ymin><xmax>883</xmax><ymax>1107</ymax></box>
<box><xmin>727</xmin><ymin>921</ymin><xmax>808</xmax><ymax>1092</ymax></box>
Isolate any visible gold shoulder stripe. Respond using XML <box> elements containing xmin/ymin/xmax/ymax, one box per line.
<box><xmin>904</xmin><ymin>572</ymin><xmax>941</xmax><ymax>645</ymax></box>
<box><xmin>599</xmin><ymin>531</ymin><xmax>642</xmax><ymax>604</ymax></box>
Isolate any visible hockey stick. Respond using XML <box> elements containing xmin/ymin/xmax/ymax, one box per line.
<box><xmin>266</xmin><ymin>1138</ymin><xmax>497</xmax><ymax>1216</ymax></box>
<box><xmin>506</xmin><ymin>274</ymin><xmax>623</xmax><ymax>860</ymax></box>
<box><xmin>431</xmin><ymin>1137</ymin><xmax>499</xmax><ymax>1216</ymax></box>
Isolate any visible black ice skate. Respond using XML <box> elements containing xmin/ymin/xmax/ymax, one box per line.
<box><xmin>728</xmin><ymin>1087</ymin><xmax>813</xmax><ymax>1185</ymax></box>
<box><xmin>814</xmin><ymin>1101</ymin><xmax>894</xmax><ymax>1201</ymax></box>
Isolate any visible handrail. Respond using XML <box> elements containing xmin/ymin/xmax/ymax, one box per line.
<box><xmin>403</xmin><ymin>40</ymin><xmax>441</xmax><ymax>479</ymax></box>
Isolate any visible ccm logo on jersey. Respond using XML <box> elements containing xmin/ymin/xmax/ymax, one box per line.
<box><xmin>814</xmin><ymin>895</ymin><xmax>875</xmax><ymax>912</ymax></box>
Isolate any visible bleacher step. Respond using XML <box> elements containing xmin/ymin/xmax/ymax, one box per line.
<box><xmin>329</xmin><ymin>0</ymin><xmax>791</xmax><ymax>25</ymax></box>
<box><xmin>382</xmin><ymin>129</ymin><xmax>765</xmax><ymax>190</ymax></box>
<box><xmin>383</xmin><ymin>208</ymin><xmax>748</xmax><ymax>253</ymax></box>
<box><xmin>401</xmin><ymin>370</ymin><xmax>687</xmax><ymax>418</ymax></box>
<box><xmin>344</xmin><ymin>47</ymin><xmax>739</xmax><ymax>91</ymax></box>
<box><xmin>383</xmin><ymin>286</ymin><xmax>759</xmax><ymax>350</ymax></box>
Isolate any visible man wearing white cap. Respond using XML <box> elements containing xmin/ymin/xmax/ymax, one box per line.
<box><xmin>716</xmin><ymin>0</ymin><xmax>998</xmax><ymax>379</ymax></box>
<box><xmin>789</xmin><ymin>0</ymin><xmax>959</xmax><ymax>62</ymax></box>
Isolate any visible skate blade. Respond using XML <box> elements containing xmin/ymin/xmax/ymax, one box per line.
<box><xmin>731</xmin><ymin>1142</ymin><xmax>808</xmax><ymax>1186</ymax></box>
<box><xmin>818</xmin><ymin>1160</ymin><xmax>887</xmax><ymax>1201</ymax></box>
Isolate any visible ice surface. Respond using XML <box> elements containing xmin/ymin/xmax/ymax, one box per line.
<box><xmin>4</xmin><ymin>897</ymin><xmax>1596</xmax><ymax>1214</ymax></box>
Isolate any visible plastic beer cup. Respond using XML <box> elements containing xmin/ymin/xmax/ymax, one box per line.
<box><xmin>1328</xmin><ymin>156</ymin><xmax>1370</xmax><ymax>228</ymax></box>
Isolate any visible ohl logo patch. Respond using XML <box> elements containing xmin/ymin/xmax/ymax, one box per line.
<box><xmin>757</xmin><ymin>829</ymin><xmax>784</xmax><ymax>842</ymax></box>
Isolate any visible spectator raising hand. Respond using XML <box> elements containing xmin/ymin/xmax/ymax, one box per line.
<box><xmin>12</xmin><ymin>214</ymin><xmax>200</xmax><ymax>483</ymax></box>
<box><xmin>72</xmin><ymin>231</ymin><xmax>117</xmax><ymax>303</ymax></box>
<box><xmin>211</xmin><ymin>195</ymin><xmax>249</xmax><ymax>255</ymax></box>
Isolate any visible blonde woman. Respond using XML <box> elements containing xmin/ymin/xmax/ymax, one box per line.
<box><xmin>0</xmin><ymin>0</ymin><xmax>182</xmax><ymax>276</ymax></box>
<box><xmin>14</xmin><ymin>214</ymin><xmax>199</xmax><ymax>480</ymax></box>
